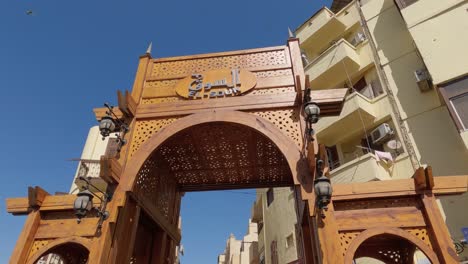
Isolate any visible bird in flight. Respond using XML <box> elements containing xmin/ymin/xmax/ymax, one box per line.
<box><xmin>26</xmin><ymin>9</ymin><xmax>34</xmax><ymax>16</ymax></box>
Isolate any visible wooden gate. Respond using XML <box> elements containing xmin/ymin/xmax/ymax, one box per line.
<box><xmin>6</xmin><ymin>38</ymin><xmax>467</xmax><ymax>264</ymax></box>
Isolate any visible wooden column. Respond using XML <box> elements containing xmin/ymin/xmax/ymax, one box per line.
<box><xmin>421</xmin><ymin>192</ymin><xmax>459</xmax><ymax>263</ymax></box>
<box><xmin>9</xmin><ymin>210</ymin><xmax>40</xmax><ymax>264</ymax></box>
<box><xmin>130</xmin><ymin>54</ymin><xmax>151</xmax><ymax>104</ymax></box>
<box><xmin>316</xmin><ymin>202</ymin><xmax>344</xmax><ymax>264</ymax></box>
<box><xmin>103</xmin><ymin>195</ymin><xmax>140</xmax><ymax>264</ymax></box>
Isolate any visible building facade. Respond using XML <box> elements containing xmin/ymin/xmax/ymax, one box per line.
<box><xmin>218</xmin><ymin>221</ymin><xmax>259</xmax><ymax>264</ymax></box>
<box><xmin>295</xmin><ymin>0</ymin><xmax>468</xmax><ymax>261</ymax></box>
<box><xmin>251</xmin><ymin>188</ymin><xmax>301</xmax><ymax>264</ymax></box>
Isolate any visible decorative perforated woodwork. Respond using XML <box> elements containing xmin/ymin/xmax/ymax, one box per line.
<box><xmin>339</xmin><ymin>231</ymin><xmax>360</xmax><ymax>255</ymax></box>
<box><xmin>129</xmin><ymin>117</ymin><xmax>183</xmax><ymax>158</ymax></box>
<box><xmin>133</xmin><ymin>122</ymin><xmax>293</xmax><ymax>192</ymax></box>
<box><xmin>134</xmin><ymin>158</ymin><xmax>179</xmax><ymax>224</ymax></box>
<box><xmin>405</xmin><ymin>227</ymin><xmax>432</xmax><ymax>249</ymax></box>
<box><xmin>249</xmin><ymin>108</ymin><xmax>303</xmax><ymax>148</ymax></box>
<box><xmin>28</xmin><ymin>239</ymin><xmax>52</xmax><ymax>260</ymax></box>
<box><xmin>30</xmin><ymin>242</ymin><xmax>89</xmax><ymax>264</ymax></box>
<box><xmin>149</xmin><ymin>48</ymin><xmax>289</xmax><ymax>78</ymax></box>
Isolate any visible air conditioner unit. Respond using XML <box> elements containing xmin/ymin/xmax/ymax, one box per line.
<box><xmin>371</xmin><ymin>123</ymin><xmax>394</xmax><ymax>145</ymax></box>
<box><xmin>414</xmin><ymin>68</ymin><xmax>433</xmax><ymax>92</ymax></box>
<box><xmin>350</xmin><ymin>32</ymin><xmax>366</xmax><ymax>46</ymax></box>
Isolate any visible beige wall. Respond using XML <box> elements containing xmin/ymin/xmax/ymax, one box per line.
<box><xmin>219</xmin><ymin>221</ymin><xmax>259</xmax><ymax>264</ymax></box>
<box><xmin>360</xmin><ymin>0</ymin><xmax>468</xmax><ymax>260</ymax></box>
<box><xmin>401</xmin><ymin>0</ymin><xmax>468</xmax><ymax>85</ymax></box>
<box><xmin>69</xmin><ymin>126</ymin><xmax>117</xmax><ymax>194</ymax></box>
<box><xmin>253</xmin><ymin>188</ymin><xmax>299</xmax><ymax>264</ymax></box>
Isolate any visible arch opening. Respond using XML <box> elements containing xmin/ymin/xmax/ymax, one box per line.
<box><xmin>352</xmin><ymin>233</ymin><xmax>433</xmax><ymax>264</ymax></box>
<box><xmin>33</xmin><ymin>242</ymin><xmax>89</xmax><ymax>264</ymax></box>
<box><xmin>133</xmin><ymin>121</ymin><xmax>296</xmax><ymax>193</ymax></box>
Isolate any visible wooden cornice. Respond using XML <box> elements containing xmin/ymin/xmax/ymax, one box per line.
<box><xmin>332</xmin><ymin>175</ymin><xmax>468</xmax><ymax>201</ymax></box>
<box><xmin>7</xmin><ymin>194</ymin><xmax>76</xmax><ymax>215</ymax></box>
<box><xmin>134</xmin><ymin>89</ymin><xmax>347</xmax><ymax>119</ymax></box>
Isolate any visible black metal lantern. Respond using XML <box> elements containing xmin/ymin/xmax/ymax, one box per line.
<box><xmin>99</xmin><ymin>115</ymin><xmax>116</xmax><ymax>139</ymax></box>
<box><xmin>314</xmin><ymin>159</ymin><xmax>332</xmax><ymax>212</ymax></box>
<box><xmin>303</xmin><ymin>101</ymin><xmax>320</xmax><ymax>124</ymax></box>
<box><xmin>74</xmin><ymin>189</ymin><xmax>94</xmax><ymax>222</ymax></box>
<box><xmin>314</xmin><ymin>174</ymin><xmax>332</xmax><ymax>210</ymax></box>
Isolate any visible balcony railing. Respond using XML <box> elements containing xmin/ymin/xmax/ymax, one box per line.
<box><xmin>330</xmin><ymin>153</ymin><xmax>413</xmax><ymax>183</ymax></box>
<box><xmin>316</xmin><ymin>92</ymin><xmax>390</xmax><ymax>146</ymax></box>
<box><xmin>73</xmin><ymin>159</ymin><xmax>107</xmax><ymax>192</ymax></box>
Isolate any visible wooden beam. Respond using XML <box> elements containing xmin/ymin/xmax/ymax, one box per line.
<box><xmin>334</xmin><ymin>207</ymin><xmax>426</xmax><ymax>231</ymax></box>
<box><xmin>421</xmin><ymin>193</ymin><xmax>459</xmax><ymax>263</ymax></box>
<box><xmin>7</xmin><ymin>194</ymin><xmax>77</xmax><ymax>215</ymax></box>
<box><xmin>35</xmin><ymin>217</ymin><xmax>100</xmax><ymax>239</ymax></box>
<box><xmin>28</xmin><ymin>186</ymin><xmax>49</xmax><ymax>208</ymax></box>
<box><xmin>316</xmin><ymin>202</ymin><xmax>344</xmax><ymax>263</ymax></box>
<box><xmin>94</xmin><ymin>107</ymin><xmax>123</xmax><ymax>121</ymax></box>
<box><xmin>413</xmin><ymin>167</ymin><xmax>427</xmax><ymax>190</ymax></box>
<box><xmin>117</xmin><ymin>90</ymin><xmax>137</xmax><ymax>118</ymax></box>
<box><xmin>135</xmin><ymin>89</ymin><xmax>348</xmax><ymax>119</ymax></box>
<box><xmin>9</xmin><ymin>210</ymin><xmax>40</xmax><ymax>263</ymax></box>
<box><xmin>332</xmin><ymin>176</ymin><xmax>468</xmax><ymax>201</ymax></box>
<box><xmin>425</xmin><ymin>166</ymin><xmax>435</xmax><ymax>189</ymax></box>
<box><xmin>100</xmin><ymin>156</ymin><xmax>122</xmax><ymax>185</ymax></box>
<box><xmin>6</xmin><ymin>197</ymin><xmax>30</xmax><ymax>215</ymax></box>
<box><xmin>131</xmin><ymin>54</ymin><xmax>151</xmax><ymax>104</ymax></box>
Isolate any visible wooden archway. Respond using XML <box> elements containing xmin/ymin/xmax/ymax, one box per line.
<box><xmin>344</xmin><ymin>227</ymin><xmax>440</xmax><ymax>264</ymax></box>
<box><xmin>27</xmin><ymin>236</ymin><xmax>91</xmax><ymax>264</ymax></box>
<box><xmin>120</xmin><ymin>110</ymin><xmax>311</xmax><ymax>193</ymax></box>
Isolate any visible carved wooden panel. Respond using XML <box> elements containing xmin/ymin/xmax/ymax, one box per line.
<box><xmin>129</xmin><ymin>117</ymin><xmax>183</xmax><ymax>158</ymax></box>
<box><xmin>141</xmin><ymin>97</ymin><xmax>182</xmax><ymax>104</ymax></box>
<box><xmin>150</xmin><ymin>49</ymin><xmax>289</xmax><ymax>78</ymax></box>
<box><xmin>249</xmin><ymin>87</ymin><xmax>296</xmax><ymax>96</ymax></box>
<box><xmin>134</xmin><ymin>158</ymin><xmax>178</xmax><ymax>223</ymax></box>
<box><xmin>334</xmin><ymin>197</ymin><xmax>420</xmax><ymax>211</ymax></box>
<box><xmin>29</xmin><ymin>239</ymin><xmax>52</xmax><ymax>259</ymax></box>
<box><xmin>133</xmin><ymin>122</ymin><xmax>293</xmax><ymax>192</ymax></box>
<box><xmin>405</xmin><ymin>227</ymin><xmax>433</xmax><ymax>249</ymax></box>
<box><xmin>339</xmin><ymin>231</ymin><xmax>360</xmax><ymax>255</ymax></box>
<box><xmin>249</xmin><ymin>108</ymin><xmax>302</xmax><ymax>148</ymax></box>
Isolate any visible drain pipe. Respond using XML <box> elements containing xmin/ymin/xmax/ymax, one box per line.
<box><xmin>355</xmin><ymin>0</ymin><xmax>420</xmax><ymax>170</ymax></box>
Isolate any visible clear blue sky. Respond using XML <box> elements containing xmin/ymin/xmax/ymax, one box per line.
<box><xmin>0</xmin><ymin>0</ymin><xmax>330</xmax><ymax>262</ymax></box>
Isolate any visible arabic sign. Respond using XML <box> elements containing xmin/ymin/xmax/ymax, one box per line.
<box><xmin>175</xmin><ymin>68</ymin><xmax>256</xmax><ymax>99</ymax></box>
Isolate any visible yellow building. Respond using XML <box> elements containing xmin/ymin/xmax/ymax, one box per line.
<box><xmin>295</xmin><ymin>0</ymin><xmax>468</xmax><ymax>261</ymax></box>
<box><xmin>251</xmin><ymin>188</ymin><xmax>301</xmax><ymax>264</ymax></box>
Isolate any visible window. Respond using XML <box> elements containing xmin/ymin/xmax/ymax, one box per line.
<box><xmin>267</xmin><ymin>188</ymin><xmax>274</xmax><ymax>206</ymax></box>
<box><xmin>450</xmin><ymin>94</ymin><xmax>468</xmax><ymax>130</ymax></box>
<box><xmin>326</xmin><ymin>145</ymin><xmax>340</xmax><ymax>170</ymax></box>
<box><xmin>439</xmin><ymin>75</ymin><xmax>468</xmax><ymax>131</ymax></box>
<box><xmin>286</xmin><ymin>233</ymin><xmax>295</xmax><ymax>248</ymax></box>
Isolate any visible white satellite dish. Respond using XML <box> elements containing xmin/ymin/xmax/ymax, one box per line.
<box><xmin>387</xmin><ymin>139</ymin><xmax>402</xmax><ymax>150</ymax></box>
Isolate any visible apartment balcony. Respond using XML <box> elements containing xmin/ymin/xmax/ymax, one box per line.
<box><xmin>304</xmin><ymin>39</ymin><xmax>372</xmax><ymax>89</ymax></box>
<box><xmin>330</xmin><ymin>152</ymin><xmax>416</xmax><ymax>183</ymax></box>
<box><xmin>296</xmin><ymin>7</ymin><xmax>346</xmax><ymax>52</ymax></box>
<box><xmin>296</xmin><ymin>3</ymin><xmax>361</xmax><ymax>56</ymax></box>
<box><xmin>316</xmin><ymin>92</ymin><xmax>390</xmax><ymax>146</ymax></box>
